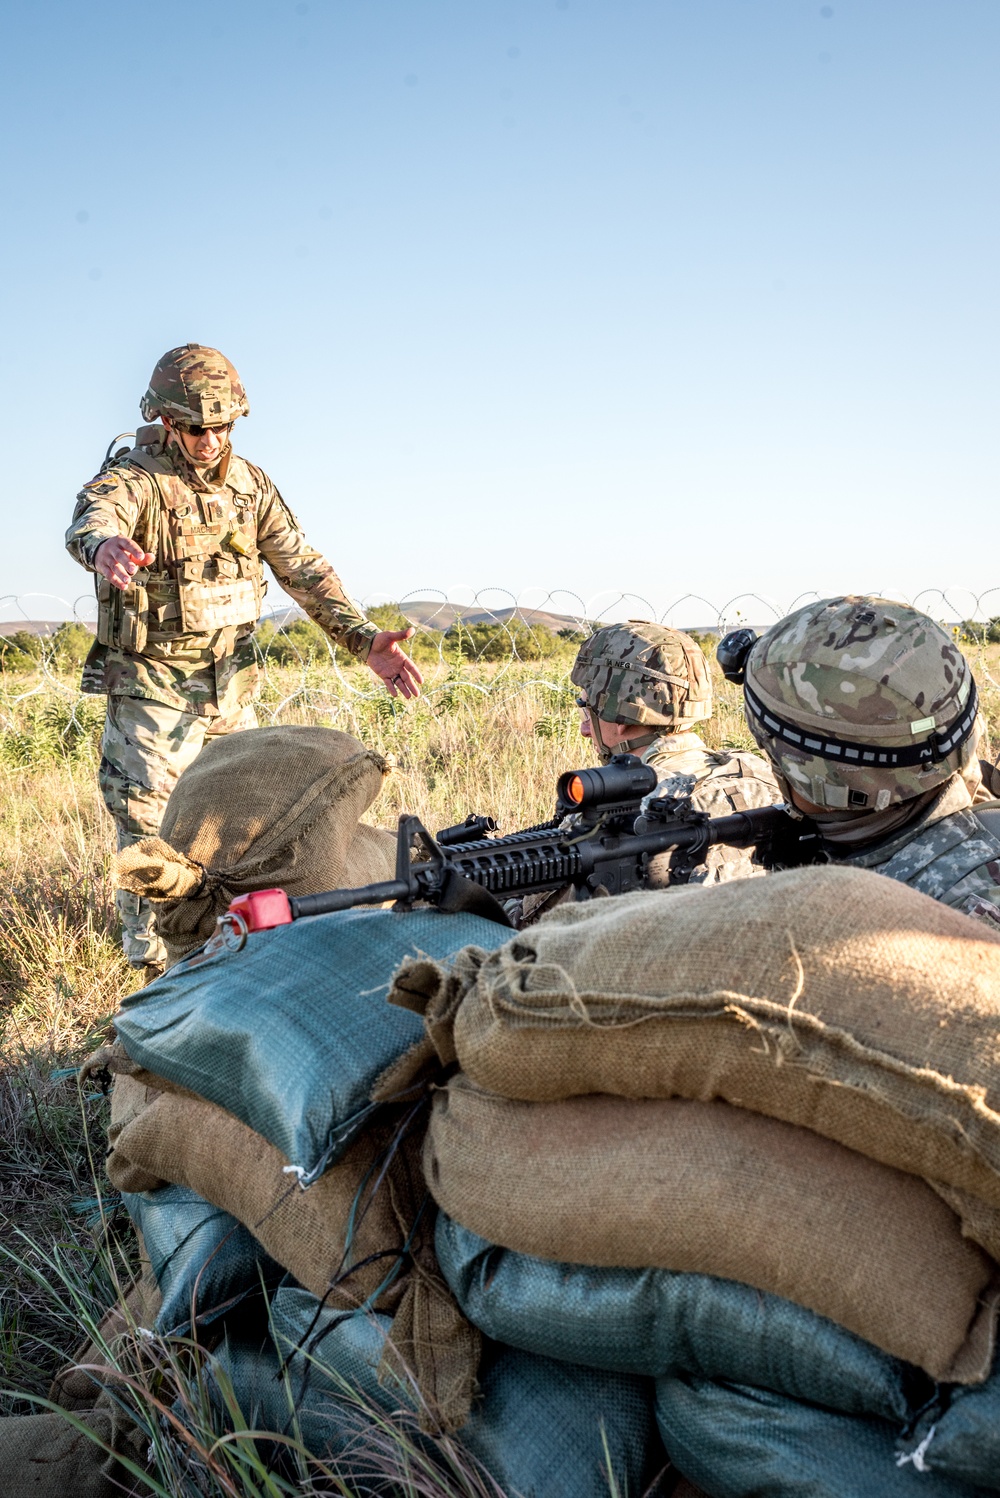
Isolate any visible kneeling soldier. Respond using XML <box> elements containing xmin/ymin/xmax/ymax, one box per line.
<box><xmin>569</xmin><ymin>621</ymin><xmax>782</xmax><ymax>887</ymax></box>
<box><xmin>727</xmin><ymin>595</ymin><xmax>1000</xmax><ymax>929</ymax></box>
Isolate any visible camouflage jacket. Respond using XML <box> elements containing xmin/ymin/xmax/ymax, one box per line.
<box><xmin>831</xmin><ymin>776</ymin><xmax>1000</xmax><ymax>931</ymax></box>
<box><xmin>640</xmin><ymin>730</ymin><xmax>783</xmax><ymax>885</ymax></box>
<box><xmin>66</xmin><ymin>427</ymin><xmax>377</xmax><ymax>716</ymax></box>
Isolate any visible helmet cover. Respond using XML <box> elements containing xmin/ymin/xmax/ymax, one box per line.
<box><xmin>743</xmin><ymin>596</ymin><xmax>979</xmax><ymax>811</ymax></box>
<box><xmin>140</xmin><ymin>344</ymin><xmax>249</xmax><ymax>426</ymax></box>
<box><xmin>571</xmin><ymin>622</ymin><xmax>713</xmax><ymax>729</ymax></box>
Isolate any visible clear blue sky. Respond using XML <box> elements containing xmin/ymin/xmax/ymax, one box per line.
<box><xmin>2</xmin><ymin>1</ymin><xmax>998</xmax><ymax>627</ymax></box>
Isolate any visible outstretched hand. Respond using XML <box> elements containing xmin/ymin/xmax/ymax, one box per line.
<box><xmin>94</xmin><ymin>536</ymin><xmax>155</xmax><ymax>590</ymax></box>
<box><xmin>367</xmin><ymin>627</ymin><xmax>423</xmax><ymax>700</ymax></box>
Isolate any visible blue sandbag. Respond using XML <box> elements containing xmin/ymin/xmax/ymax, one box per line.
<box><xmin>123</xmin><ymin>1184</ymin><xmax>283</xmax><ymax>1335</ymax></box>
<box><xmin>208</xmin><ymin>1312</ymin><xmax>450</xmax><ymax>1485</ymax></box>
<box><xmin>464</xmin><ymin>1338</ymin><xmax>658</xmax><ymax>1498</ymax></box>
<box><xmin>202</xmin><ymin>1325</ymin><xmax>285</xmax><ymax>1428</ymax></box>
<box><xmin>435</xmin><ymin>1214</ymin><xmax>923</xmax><ymax>1422</ymax></box>
<box><xmin>896</xmin><ymin>1351</ymin><xmax>1000</xmax><ymax>1490</ymax></box>
<box><xmin>114</xmin><ymin>907</ymin><xmax>506</xmax><ymax>1181</ymax></box>
<box><xmin>261</xmin><ymin>1281</ymin><xmax>660</xmax><ymax>1498</ymax></box>
<box><xmin>656</xmin><ymin>1377</ymin><xmax>989</xmax><ymax>1498</ymax></box>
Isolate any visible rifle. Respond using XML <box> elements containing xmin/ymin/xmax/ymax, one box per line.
<box><xmin>220</xmin><ymin>754</ymin><xmax>819</xmax><ymax>942</ymax></box>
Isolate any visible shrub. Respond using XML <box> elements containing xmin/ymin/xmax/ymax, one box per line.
<box><xmin>959</xmin><ymin>618</ymin><xmax>1000</xmax><ymax>645</ymax></box>
<box><xmin>49</xmin><ymin>623</ymin><xmax>95</xmax><ymax>672</ymax></box>
<box><xmin>255</xmin><ymin>617</ymin><xmax>332</xmax><ymax>665</ymax></box>
<box><xmin>0</xmin><ymin>631</ymin><xmax>43</xmax><ymax>673</ymax></box>
<box><xmin>445</xmin><ymin>618</ymin><xmax>562</xmax><ymax>663</ymax></box>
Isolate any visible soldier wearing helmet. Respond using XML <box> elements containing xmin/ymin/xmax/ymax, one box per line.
<box><xmin>568</xmin><ymin>621</ymin><xmax>781</xmax><ymax>887</ymax></box>
<box><xmin>728</xmin><ymin>595</ymin><xmax>1000</xmax><ymax>928</ymax></box>
<box><xmin>67</xmin><ymin>344</ymin><xmax>422</xmax><ymax>972</ymax></box>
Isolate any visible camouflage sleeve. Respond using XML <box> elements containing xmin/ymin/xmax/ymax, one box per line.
<box><xmin>652</xmin><ymin>754</ymin><xmax>784</xmax><ymax>887</ymax></box>
<box><xmin>65</xmin><ymin>467</ymin><xmax>143</xmax><ymax>571</ymax></box>
<box><xmin>940</xmin><ymin>848</ymin><xmax>1000</xmax><ymax>932</ymax></box>
<box><xmin>253</xmin><ymin>473</ymin><xmax>377</xmax><ymax>661</ymax></box>
<box><xmin>956</xmin><ymin>891</ymin><xmax>1000</xmax><ymax>931</ymax></box>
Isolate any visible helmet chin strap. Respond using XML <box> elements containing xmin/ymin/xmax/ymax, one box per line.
<box><xmin>770</xmin><ymin>767</ymin><xmax>805</xmax><ymax>819</ymax></box>
<box><xmin>587</xmin><ymin>708</ymin><xmax>659</xmax><ymax>764</ymax></box>
<box><xmin>587</xmin><ymin>708</ymin><xmax>615</xmax><ymax>765</ymax></box>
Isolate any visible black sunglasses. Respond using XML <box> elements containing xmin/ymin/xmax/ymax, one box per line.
<box><xmin>179</xmin><ymin>421</ymin><xmax>233</xmax><ymax>438</ymax></box>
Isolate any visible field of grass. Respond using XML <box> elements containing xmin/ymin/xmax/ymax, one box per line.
<box><xmin>2</xmin><ymin>629</ymin><xmax>999</xmax><ymax>1493</ymax></box>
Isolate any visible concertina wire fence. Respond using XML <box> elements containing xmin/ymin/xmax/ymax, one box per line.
<box><xmin>2</xmin><ymin>585</ymin><xmax>1000</xmax><ymax>751</ymax></box>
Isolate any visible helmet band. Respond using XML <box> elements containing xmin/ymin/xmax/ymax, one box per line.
<box><xmin>744</xmin><ymin>680</ymin><xmax>979</xmax><ymax>769</ymax></box>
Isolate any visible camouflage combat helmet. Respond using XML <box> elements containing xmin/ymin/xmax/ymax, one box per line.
<box><xmin>140</xmin><ymin>344</ymin><xmax>249</xmax><ymax>426</ymax></box>
<box><xmin>572</xmin><ymin>622</ymin><xmax>713</xmax><ymax>732</ymax></box>
<box><xmin>742</xmin><ymin>596</ymin><xmax>979</xmax><ymax>812</ymax></box>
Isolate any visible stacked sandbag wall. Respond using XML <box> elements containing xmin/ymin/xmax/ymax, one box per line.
<box><xmin>57</xmin><ymin>831</ymin><xmax>1000</xmax><ymax>1493</ymax></box>
<box><xmin>398</xmin><ymin>864</ymin><xmax>1000</xmax><ymax>1494</ymax></box>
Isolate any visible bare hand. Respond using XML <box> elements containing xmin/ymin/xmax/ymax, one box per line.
<box><xmin>94</xmin><ymin>536</ymin><xmax>155</xmax><ymax>591</ymax></box>
<box><xmin>367</xmin><ymin>627</ymin><xmax>423</xmax><ymax>700</ymax></box>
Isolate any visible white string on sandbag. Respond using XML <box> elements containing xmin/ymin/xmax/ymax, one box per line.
<box><xmin>895</xmin><ymin>1424</ymin><xmax>936</xmax><ymax>1472</ymax></box>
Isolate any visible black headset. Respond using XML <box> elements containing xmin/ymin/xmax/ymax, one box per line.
<box><xmin>716</xmin><ymin>628</ymin><xmax>758</xmax><ymax>685</ymax></box>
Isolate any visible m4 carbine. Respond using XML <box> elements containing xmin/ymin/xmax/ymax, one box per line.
<box><xmin>219</xmin><ymin>754</ymin><xmax>817</xmax><ymax>941</ymax></box>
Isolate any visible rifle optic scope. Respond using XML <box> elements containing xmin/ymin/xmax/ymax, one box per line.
<box><xmin>556</xmin><ymin>754</ymin><xmax>658</xmax><ymax>813</ymax></box>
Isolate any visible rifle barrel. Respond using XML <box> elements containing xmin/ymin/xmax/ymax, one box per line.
<box><xmin>289</xmin><ymin>879</ymin><xmax>412</xmax><ymax>919</ymax></box>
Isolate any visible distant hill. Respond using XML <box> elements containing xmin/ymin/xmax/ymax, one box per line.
<box><xmin>262</xmin><ymin>600</ymin><xmax>591</xmax><ymax>633</ymax></box>
<box><xmin>0</xmin><ymin>619</ymin><xmax>96</xmax><ymax>638</ymax></box>
<box><xmin>263</xmin><ymin>601</ymin><xmax>735</xmax><ymax>634</ymax></box>
<box><xmin>399</xmin><ymin>601</ymin><xmax>590</xmax><ymax>633</ymax></box>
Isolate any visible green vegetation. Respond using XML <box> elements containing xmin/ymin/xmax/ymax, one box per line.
<box><xmin>257</xmin><ymin>606</ymin><xmax>588</xmax><ymax>671</ymax></box>
<box><xmin>0</xmin><ymin>623</ymin><xmax>94</xmax><ymax>674</ymax></box>
<box><xmin>445</xmin><ymin>617</ymin><xmax>569</xmax><ymax>663</ymax></box>
<box><xmin>959</xmin><ymin>617</ymin><xmax>1000</xmax><ymax>646</ymax></box>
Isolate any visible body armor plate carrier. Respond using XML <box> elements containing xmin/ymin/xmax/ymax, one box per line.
<box><xmin>96</xmin><ymin>438</ymin><xmax>265</xmax><ymax>655</ymax></box>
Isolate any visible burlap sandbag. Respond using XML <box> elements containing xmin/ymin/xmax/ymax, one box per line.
<box><xmin>108</xmin><ymin>1090</ymin><xmax>422</xmax><ymax>1310</ymax></box>
<box><xmin>107</xmin><ymin>1075</ymin><xmax>165</xmax><ymax>1194</ymax></box>
<box><xmin>929</xmin><ymin>1180</ymin><xmax>1000</xmax><ymax>1266</ymax></box>
<box><xmin>81</xmin><ymin>1043</ymin><xmax>199</xmax><ymax>1192</ymax></box>
<box><xmin>424</xmin><ymin>1076</ymin><xmax>1000</xmax><ymax>1384</ymax></box>
<box><xmin>393</xmin><ymin>866</ymin><xmax>1000</xmax><ymax>1210</ymax></box>
<box><xmin>109</xmin><ymin>1091</ymin><xmax>482</xmax><ymax>1429</ymax></box>
<box><xmin>115</xmin><ymin>724</ymin><xmax>395</xmax><ymax>967</ymax></box>
<box><xmin>377</xmin><ymin>1248</ymin><xmax>484</xmax><ymax>1434</ymax></box>
<box><xmin>0</xmin><ymin>1404</ymin><xmax>150</xmax><ymax>1497</ymax></box>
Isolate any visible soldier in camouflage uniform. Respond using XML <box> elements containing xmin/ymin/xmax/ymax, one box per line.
<box><xmin>729</xmin><ymin>595</ymin><xmax>1000</xmax><ymax>929</ymax></box>
<box><xmin>67</xmin><ymin>344</ymin><xmax>422</xmax><ymax>971</ymax></box>
<box><xmin>570</xmin><ymin>622</ymin><xmax>782</xmax><ymax>886</ymax></box>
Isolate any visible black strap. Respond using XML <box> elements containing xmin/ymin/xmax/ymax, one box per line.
<box><xmin>744</xmin><ymin>680</ymin><xmax>979</xmax><ymax>769</ymax></box>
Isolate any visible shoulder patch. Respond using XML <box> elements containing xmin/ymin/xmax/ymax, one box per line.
<box><xmin>82</xmin><ymin>477</ymin><xmax>118</xmax><ymax>495</ymax></box>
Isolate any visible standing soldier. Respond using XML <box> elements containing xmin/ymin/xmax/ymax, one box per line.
<box><xmin>67</xmin><ymin>344</ymin><xmax>421</xmax><ymax>975</ymax></box>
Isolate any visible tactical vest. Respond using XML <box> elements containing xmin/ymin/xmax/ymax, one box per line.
<box><xmin>96</xmin><ymin>432</ymin><xmax>266</xmax><ymax>655</ymax></box>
